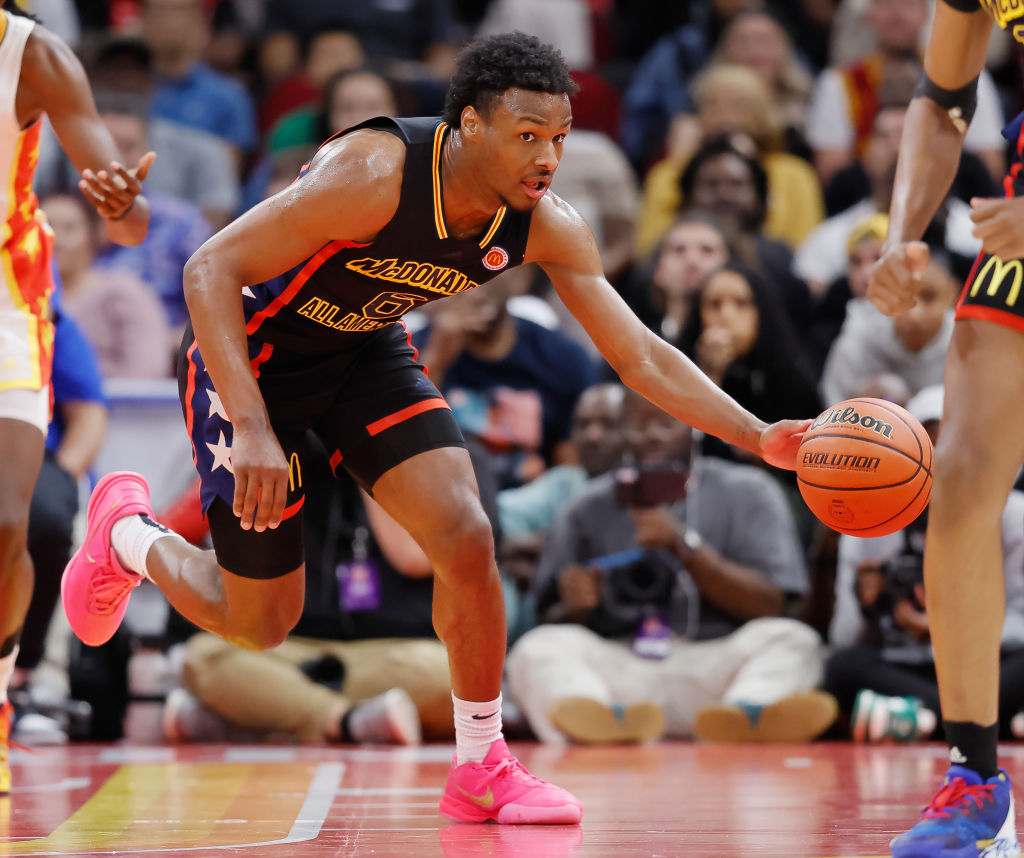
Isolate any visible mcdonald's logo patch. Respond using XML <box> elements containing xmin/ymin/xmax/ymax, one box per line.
<box><xmin>288</xmin><ymin>452</ymin><xmax>302</xmax><ymax>492</ymax></box>
<box><xmin>482</xmin><ymin>246</ymin><xmax>509</xmax><ymax>271</ymax></box>
<box><xmin>969</xmin><ymin>254</ymin><xmax>1024</xmax><ymax>308</ymax></box>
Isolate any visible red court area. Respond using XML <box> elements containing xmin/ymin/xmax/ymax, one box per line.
<box><xmin>3</xmin><ymin>740</ymin><xmax>1012</xmax><ymax>858</ymax></box>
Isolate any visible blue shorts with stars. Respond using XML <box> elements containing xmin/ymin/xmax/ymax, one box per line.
<box><xmin>175</xmin><ymin>322</ymin><xmax>466</xmax><ymax>579</ymax></box>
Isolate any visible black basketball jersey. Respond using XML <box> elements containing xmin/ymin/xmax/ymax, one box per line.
<box><xmin>940</xmin><ymin>0</ymin><xmax>1024</xmax><ymax>45</ymax></box>
<box><xmin>242</xmin><ymin>116</ymin><xmax>534</xmax><ymax>354</ymax></box>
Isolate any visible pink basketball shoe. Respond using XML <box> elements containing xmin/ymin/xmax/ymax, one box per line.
<box><xmin>439</xmin><ymin>739</ymin><xmax>582</xmax><ymax>824</ymax></box>
<box><xmin>62</xmin><ymin>471</ymin><xmax>152</xmax><ymax>646</ymax></box>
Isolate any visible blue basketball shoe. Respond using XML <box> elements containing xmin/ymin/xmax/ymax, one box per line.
<box><xmin>890</xmin><ymin>765</ymin><xmax>1018</xmax><ymax>858</ymax></box>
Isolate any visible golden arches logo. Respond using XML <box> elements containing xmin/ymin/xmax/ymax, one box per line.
<box><xmin>288</xmin><ymin>452</ymin><xmax>302</xmax><ymax>492</ymax></box>
<box><xmin>970</xmin><ymin>255</ymin><xmax>1023</xmax><ymax>308</ymax></box>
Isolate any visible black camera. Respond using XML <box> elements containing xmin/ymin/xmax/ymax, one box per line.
<box><xmin>614</xmin><ymin>465</ymin><xmax>688</xmax><ymax>508</ymax></box>
<box><xmin>588</xmin><ymin>548</ymin><xmax>678</xmax><ymax>636</ymax></box>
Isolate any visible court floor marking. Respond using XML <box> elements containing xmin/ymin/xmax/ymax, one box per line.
<box><xmin>3</xmin><ymin>761</ymin><xmax>343</xmax><ymax>855</ymax></box>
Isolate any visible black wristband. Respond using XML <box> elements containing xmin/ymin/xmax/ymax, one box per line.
<box><xmin>913</xmin><ymin>71</ymin><xmax>979</xmax><ymax>132</ymax></box>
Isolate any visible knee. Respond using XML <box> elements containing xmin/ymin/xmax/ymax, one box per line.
<box><xmin>931</xmin><ymin>437</ymin><xmax>1000</xmax><ymax>512</ymax></box>
<box><xmin>228</xmin><ymin>594</ymin><xmax>303</xmax><ymax>652</ymax></box>
<box><xmin>437</xmin><ymin>505</ymin><xmax>496</xmax><ymax>582</ymax></box>
<box><xmin>0</xmin><ymin>507</ymin><xmax>30</xmax><ymax>569</ymax></box>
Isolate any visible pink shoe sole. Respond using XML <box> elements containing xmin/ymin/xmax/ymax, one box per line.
<box><xmin>439</xmin><ymin>801</ymin><xmax>583</xmax><ymax>825</ymax></box>
<box><xmin>62</xmin><ymin>471</ymin><xmax>152</xmax><ymax>646</ymax></box>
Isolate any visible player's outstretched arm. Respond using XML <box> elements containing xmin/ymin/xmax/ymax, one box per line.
<box><xmin>17</xmin><ymin>24</ymin><xmax>152</xmax><ymax>246</ymax></box>
<box><xmin>527</xmin><ymin>194</ymin><xmax>809</xmax><ymax>470</ymax></box>
<box><xmin>183</xmin><ymin>131</ymin><xmax>404</xmax><ymax>532</ymax></box>
<box><xmin>869</xmin><ymin>1</ymin><xmax>991</xmax><ymax>315</ymax></box>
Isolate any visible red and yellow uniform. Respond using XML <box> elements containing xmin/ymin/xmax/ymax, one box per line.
<box><xmin>0</xmin><ymin>9</ymin><xmax>54</xmax><ymax>419</ymax></box>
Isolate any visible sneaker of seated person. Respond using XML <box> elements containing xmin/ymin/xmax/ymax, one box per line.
<box><xmin>440</xmin><ymin>739</ymin><xmax>582</xmax><ymax>824</ymax></box>
<box><xmin>547</xmin><ymin>697</ymin><xmax>665</xmax><ymax>745</ymax></box>
<box><xmin>693</xmin><ymin>690</ymin><xmax>838</xmax><ymax>743</ymax></box>
<box><xmin>342</xmin><ymin>688</ymin><xmax>421</xmax><ymax>746</ymax></box>
<box><xmin>851</xmin><ymin>689</ymin><xmax>937</xmax><ymax>743</ymax></box>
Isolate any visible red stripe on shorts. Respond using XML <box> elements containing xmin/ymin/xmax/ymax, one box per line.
<box><xmin>184</xmin><ymin>340</ymin><xmax>199</xmax><ymax>466</ymax></box>
<box><xmin>365</xmin><ymin>398</ymin><xmax>450</xmax><ymax>437</ymax></box>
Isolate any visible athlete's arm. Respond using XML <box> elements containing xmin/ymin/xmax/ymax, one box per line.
<box><xmin>16</xmin><ymin>25</ymin><xmax>152</xmax><ymax>246</ymax></box>
<box><xmin>869</xmin><ymin>1</ymin><xmax>991</xmax><ymax>315</ymax></box>
<box><xmin>526</xmin><ymin>194</ymin><xmax>809</xmax><ymax>470</ymax></box>
<box><xmin>184</xmin><ymin>131</ymin><xmax>404</xmax><ymax>531</ymax></box>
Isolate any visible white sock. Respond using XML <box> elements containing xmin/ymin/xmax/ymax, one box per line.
<box><xmin>453</xmin><ymin>692</ymin><xmax>503</xmax><ymax>765</ymax></box>
<box><xmin>0</xmin><ymin>647</ymin><xmax>17</xmax><ymax>705</ymax></box>
<box><xmin>110</xmin><ymin>514</ymin><xmax>183</xmax><ymax>580</ymax></box>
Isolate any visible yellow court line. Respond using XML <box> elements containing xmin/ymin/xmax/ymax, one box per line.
<box><xmin>5</xmin><ymin>761</ymin><xmax>324</xmax><ymax>854</ymax></box>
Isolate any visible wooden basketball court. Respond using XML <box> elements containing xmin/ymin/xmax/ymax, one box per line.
<box><xmin>5</xmin><ymin>739</ymin><xmax>1018</xmax><ymax>857</ymax></box>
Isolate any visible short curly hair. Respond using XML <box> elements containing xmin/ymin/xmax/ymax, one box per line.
<box><xmin>442</xmin><ymin>32</ymin><xmax>577</xmax><ymax>127</ymax></box>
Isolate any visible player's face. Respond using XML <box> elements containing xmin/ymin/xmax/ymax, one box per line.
<box><xmin>471</xmin><ymin>89</ymin><xmax>572</xmax><ymax>211</ymax></box>
<box><xmin>700</xmin><ymin>270</ymin><xmax>759</xmax><ymax>357</ymax></box>
<box><xmin>654</xmin><ymin>222</ymin><xmax>729</xmax><ymax>298</ymax></box>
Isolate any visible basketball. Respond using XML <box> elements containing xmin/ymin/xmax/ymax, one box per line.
<box><xmin>796</xmin><ymin>397</ymin><xmax>933</xmax><ymax>537</ymax></box>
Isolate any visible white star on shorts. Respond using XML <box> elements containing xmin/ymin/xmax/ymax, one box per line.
<box><xmin>206</xmin><ymin>430</ymin><xmax>233</xmax><ymax>474</ymax></box>
<box><xmin>207</xmin><ymin>388</ymin><xmax>229</xmax><ymax>422</ymax></box>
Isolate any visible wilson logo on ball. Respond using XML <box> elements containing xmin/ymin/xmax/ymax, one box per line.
<box><xmin>809</xmin><ymin>405</ymin><xmax>894</xmax><ymax>439</ymax></box>
<box><xmin>482</xmin><ymin>246</ymin><xmax>509</xmax><ymax>271</ymax></box>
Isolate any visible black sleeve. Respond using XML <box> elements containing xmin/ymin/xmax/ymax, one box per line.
<box><xmin>938</xmin><ymin>0</ymin><xmax>981</xmax><ymax>11</ymax></box>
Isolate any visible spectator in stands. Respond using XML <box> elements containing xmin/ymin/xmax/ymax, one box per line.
<box><xmin>505</xmin><ymin>388</ymin><xmax>834</xmax><ymax>745</ymax></box>
<box><xmin>619</xmin><ymin>0</ymin><xmax>750</xmax><ymax>174</ymax></box>
<box><xmin>625</xmin><ymin>212</ymin><xmax>732</xmax><ymax>344</ymax></box>
<box><xmin>142</xmin><ymin>0</ymin><xmax>258</xmax><ymax>167</ymax></box>
<box><xmin>88</xmin><ymin>95</ymin><xmax>215</xmax><ymax>338</ymax></box>
<box><xmin>823</xmin><ymin>385</ymin><xmax>1024</xmax><ymax>742</ymax></box>
<box><xmin>808</xmin><ymin>212</ymin><xmax>888</xmax><ymax>371</ymax></box>
<box><xmin>259</xmin><ymin>22</ymin><xmax>366</xmax><ymax>138</ymax></box>
<box><xmin>261</xmin><ymin>0</ymin><xmax>460</xmax><ymax>100</ymax></box>
<box><xmin>819</xmin><ymin>254</ymin><xmax>958</xmax><ymax>406</ymax></box>
<box><xmin>34</xmin><ymin>40</ymin><xmax>241</xmax><ymax>230</ymax></box>
<box><xmin>9</xmin><ymin>309</ymin><xmax>106</xmax><ymax>742</ymax></box>
<box><xmin>413</xmin><ymin>266</ymin><xmax>597</xmax><ymax>490</ymax></box>
<box><xmin>804</xmin><ymin>0</ymin><xmax>1005</xmax><ymax>185</ymax></box>
<box><xmin>795</xmin><ymin>103</ymin><xmax>982</xmax><ymax>295</ymax></box>
<box><xmin>674</xmin><ymin>134</ymin><xmax>815</xmax><ymax>335</ymax></box>
<box><xmin>42</xmin><ymin>192</ymin><xmax>172</xmax><ymax>379</ymax></box>
<box><xmin>163</xmin><ymin>434</ymin><xmax>498</xmax><ymax>743</ymax></box>
<box><xmin>270</xmin><ymin>67</ymin><xmax>400</xmax><ymax>156</ymax></box>
<box><xmin>712</xmin><ymin>10</ymin><xmax>815</xmax><ymax>160</ymax></box>
<box><xmin>635</xmin><ymin>63</ymin><xmax>824</xmax><ymax>256</ymax></box>
<box><xmin>499</xmin><ymin>382</ymin><xmax>627</xmax><ymax>643</ymax></box>
<box><xmin>677</xmin><ymin>262</ymin><xmax>821</xmax><ymax>452</ymax></box>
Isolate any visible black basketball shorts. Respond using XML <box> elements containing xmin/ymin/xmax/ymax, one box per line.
<box><xmin>177</xmin><ymin>323</ymin><xmax>466</xmax><ymax>579</ymax></box>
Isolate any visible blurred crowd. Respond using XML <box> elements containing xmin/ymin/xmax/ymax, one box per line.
<box><xmin>13</xmin><ymin>0</ymin><xmax>1024</xmax><ymax>751</ymax></box>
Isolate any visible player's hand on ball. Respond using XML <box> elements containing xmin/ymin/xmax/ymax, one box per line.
<box><xmin>230</xmin><ymin>424</ymin><xmax>289</xmax><ymax>532</ymax></box>
<box><xmin>79</xmin><ymin>151</ymin><xmax>155</xmax><ymax>221</ymax></box>
<box><xmin>757</xmin><ymin>418</ymin><xmax>812</xmax><ymax>471</ymax></box>
<box><xmin>868</xmin><ymin>240</ymin><xmax>929</xmax><ymax>316</ymax></box>
<box><xmin>970</xmin><ymin>196</ymin><xmax>1024</xmax><ymax>262</ymax></box>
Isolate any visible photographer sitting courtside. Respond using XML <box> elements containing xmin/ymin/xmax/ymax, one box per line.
<box><xmin>505</xmin><ymin>389</ymin><xmax>836</xmax><ymax>744</ymax></box>
<box><xmin>823</xmin><ymin>385</ymin><xmax>1024</xmax><ymax>742</ymax></box>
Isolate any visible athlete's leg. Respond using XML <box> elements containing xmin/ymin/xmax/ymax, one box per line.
<box><xmin>890</xmin><ymin>317</ymin><xmax>1024</xmax><ymax>858</ymax></box>
<box><xmin>0</xmin><ymin>418</ymin><xmax>45</xmax><ymax>684</ymax></box>
<box><xmin>926</xmin><ymin>320</ymin><xmax>1024</xmax><ymax>741</ymax></box>
<box><xmin>371</xmin><ymin>446</ymin><xmax>581</xmax><ymax>823</ymax></box>
<box><xmin>370</xmin><ymin>446</ymin><xmax>505</xmax><ymax>702</ymax></box>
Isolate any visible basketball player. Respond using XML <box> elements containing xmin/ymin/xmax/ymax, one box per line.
<box><xmin>0</xmin><ymin>0</ymin><xmax>153</xmax><ymax>794</ymax></box>
<box><xmin>61</xmin><ymin>33</ymin><xmax>807</xmax><ymax>824</ymax></box>
<box><xmin>868</xmin><ymin>2</ymin><xmax>1024</xmax><ymax>856</ymax></box>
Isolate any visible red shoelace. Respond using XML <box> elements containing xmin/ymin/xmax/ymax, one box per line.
<box><xmin>922</xmin><ymin>777</ymin><xmax>996</xmax><ymax>819</ymax></box>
